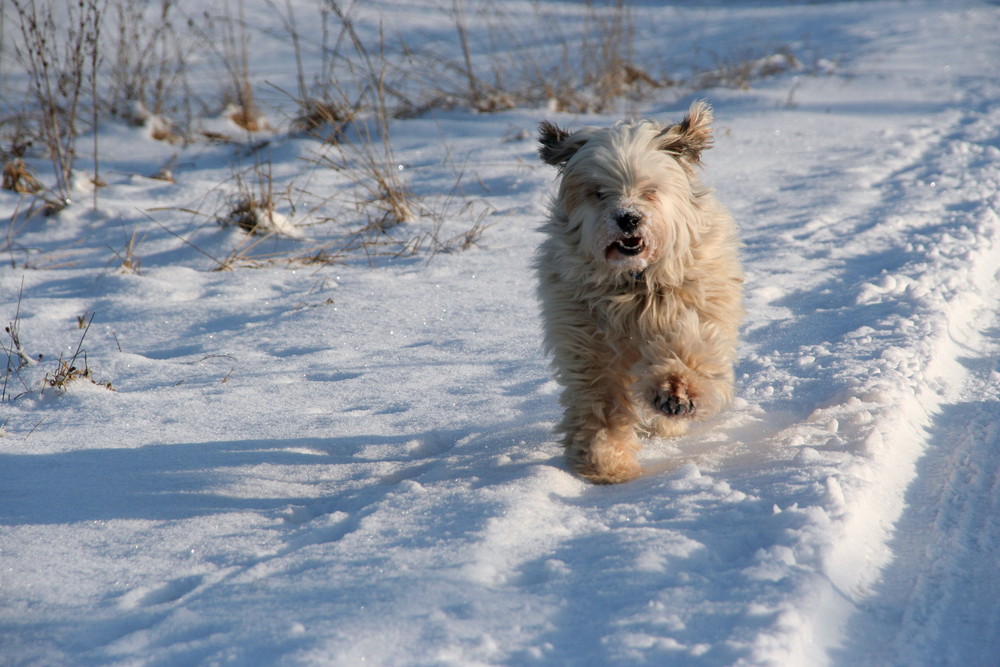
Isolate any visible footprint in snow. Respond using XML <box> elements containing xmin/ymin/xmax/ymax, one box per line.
<box><xmin>119</xmin><ymin>574</ymin><xmax>204</xmax><ymax>609</ymax></box>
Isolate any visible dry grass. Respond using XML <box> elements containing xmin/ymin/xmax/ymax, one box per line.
<box><xmin>291</xmin><ymin>97</ymin><xmax>358</xmax><ymax>139</ymax></box>
<box><xmin>43</xmin><ymin>314</ymin><xmax>113</xmax><ymax>393</ymax></box>
<box><xmin>2</xmin><ymin>159</ymin><xmax>44</xmax><ymax>194</ymax></box>
<box><xmin>2</xmin><ymin>281</ymin><xmax>35</xmax><ymax>402</ymax></box>
<box><xmin>212</xmin><ymin>2</ymin><xmax>270</xmax><ymax>134</ymax></box>
<box><xmin>224</xmin><ymin>165</ymin><xmax>278</xmax><ymax>236</ymax></box>
<box><xmin>265</xmin><ymin>0</ymin><xmax>362</xmax><ymax>140</ymax></box>
<box><xmin>1</xmin><ymin>287</ymin><xmax>112</xmax><ymax>400</ymax></box>
<box><xmin>44</xmin><ymin>356</ymin><xmax>114</xmax><ymax>393</ymax></box>
<box><xmin>0</xmin><ymin>0</ymin><xmax>812</xmax><ymax>272</ymax></box>
<box><xmin>226</xmin><ymin>195</ymin><xmax>276</xmax><ymax>235</ymax></box>
<box><xmin>696</xmin><ymin>48</ymin><xmax>801</xmax><ymax>91</ymax></box>
<box><xmin>308</xmin><ymin>1</ymin><xmax>416</xmax><ymax>232</ymax></box>
<box><xmin>106</xmin><ymin>0</ymin><xmax>196</xmax><ymax>133</ymax></box>
<box><xmin>108</xmin><ymin>229</ymin><xmax>145</xmax><ymax>274</ymax></box>
<box><xmin>406</xmin><ymin>0</ymin><xmax>670</xmax><ymax>115</ymax></box>
<box><xmin>8</xmin><ymin>0</ymin><xmax>101</xmax><ymax>209</ymax></box>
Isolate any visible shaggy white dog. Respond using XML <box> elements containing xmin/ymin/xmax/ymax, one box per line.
<box><xmin>535</xmin><ymin>101</ymin><xmax>743</xmax><ymax>484</ymax></box>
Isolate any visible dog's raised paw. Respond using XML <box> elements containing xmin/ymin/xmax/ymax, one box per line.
<box><xmin>654</xmin><ymin>393</ymin><xmax>695</xmax><ymax>417</ymax></box>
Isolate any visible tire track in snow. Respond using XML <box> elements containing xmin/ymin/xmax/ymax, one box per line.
<box><xmin>698</xmin><ymin>68</ymin><xmax>1000</xmax><ymax>662</ymax></box>
<box><xmin>831</xmin><ymin>97</ymin><xmax>1000</xmax><ymax>664</ymax></box>
<box><xmin>835</xmin><ymin>297</ymin><xmax>1000</xmax><ymax>666</ymax></box>
<box><xmin>872</xmin><ymin>389</ymin><xmax>1000</xmax><ymax>665</ymax></box>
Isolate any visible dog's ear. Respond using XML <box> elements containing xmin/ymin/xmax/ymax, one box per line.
<box><xmin>538</xmin><ymin>121</ymin><xmax>587</xmax><ymax>169</ymax></box>
<box><xmin>657</xmin><ymin>100</ymin><xmax>714</xmax><ymax>165</ymax></box>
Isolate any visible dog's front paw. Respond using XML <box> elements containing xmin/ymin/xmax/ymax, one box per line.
<box><xmin>654</xmin><ymin>393</ymin><xmax>695</xmax><ymax>416</ymax></box>
<box><xmin>566</xmin><ymin>426</ymin><xmax>643</xmax><ymax>484</ymax></box>
<box><xmin>653</xmin><ymin>378</ymin><xmax>696</xmax><ymax>417</ymax></box>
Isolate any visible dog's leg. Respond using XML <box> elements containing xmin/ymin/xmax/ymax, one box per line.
<box><xmin>639</xmin><ymin>311</ymin><xmax>737</xmax><ymax>431</ymax></box>
<box><xmin>561</xmin><ymin>388</ymin><xmax>643</xmax><ymax>484</ymax></box>
<box><xmin>549</xmin><ymin>328</ymin><xmax>644</xmax><ymax>483</ymax></box>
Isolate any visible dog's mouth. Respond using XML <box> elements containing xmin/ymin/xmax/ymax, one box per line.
<box><xmin>612</xmin><ymin>236</ymin><xmax>645</xmax><ymax>256</ymax></box>
<box><xmin>605</xmin><ymin>234</ymin><xmax>649</xmax><ymax>264</ymax></box>
<box><xmin>600</xmin><ymin>220</ymin><xmax>655</xmax><ymax>269</ymax></box>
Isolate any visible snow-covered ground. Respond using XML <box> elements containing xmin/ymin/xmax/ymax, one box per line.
<box><xmin>2</xmin><ymin>1</ymin><xmax>999</xmax><ymax>665</ymax></box>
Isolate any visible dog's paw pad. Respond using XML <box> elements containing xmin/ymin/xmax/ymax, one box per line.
<box><xmin>654</xmin><ymin>393</ymin><xmax>695</xmax><ymax>417</ymax></box>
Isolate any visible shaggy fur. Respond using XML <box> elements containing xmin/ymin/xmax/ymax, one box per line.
<box><xmin>535</xmin><ymin>101</ymin><xmax>743</xmax><ymax>484</ymax></box>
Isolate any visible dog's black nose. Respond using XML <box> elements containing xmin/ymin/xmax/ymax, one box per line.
<box><xmin>615</xmin><ymin>210</ymin><xmax>642</xmax><ymax>234</ymax></box>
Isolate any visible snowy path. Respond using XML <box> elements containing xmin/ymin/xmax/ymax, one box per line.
<box><xmin>833</xmin><ymin>97</ymin><xmax>1000</xmax><ymax>665</ymax></box>
<box><xmin>2</xmin><ymin>2</ymin><xmax>999</xmax><ymax>665</ymax></box>
<box><xmin>839</xmin><ymin>322</ymin><xmax>1000</xmax><ymax>665</ymax></box>
<box><xmin>730</xmin><ymin>49</ymin><xmax>1000</xmax><ymax>663</ymax></box>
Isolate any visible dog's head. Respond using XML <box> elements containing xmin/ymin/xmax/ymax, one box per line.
<box><xmin>538</xmin><ymin>101</ymin><xmax>715</xmax><ymax>279</ymax></box>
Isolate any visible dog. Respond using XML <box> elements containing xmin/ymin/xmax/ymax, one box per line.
<box><xmin>535</xmin><ymin>101</ymin><xmax>743</xmax><ymax>484</ymax></box>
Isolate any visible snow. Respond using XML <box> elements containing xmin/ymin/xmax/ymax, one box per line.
<box><xmin>2</xmin><ymin>1</ymin><xmax>999</xmax><ymax>665</ymax></box>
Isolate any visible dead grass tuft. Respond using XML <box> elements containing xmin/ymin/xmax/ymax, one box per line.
<box><xmin>2</xmin><ymin>159</ymin><xmax>44</xmax><ymax>194</ymax></box>
<box><xmin>291</xmin><ymin>97</ymin><xmax>358</xmax><ymax>140</ymax></box>
<box><xmin>226</xmin><ymin>194</ymin><xmax>277</xmax><ymax>235</ymax></box>
<box><xmin>227</xmin><ymin>102</ymin><xmax>272</xmax><ymax>134</ymax></box>
<box><xmin>218</xmin><ymin>159</ymin><xmax>301</xmax><ymax>239</ymax></box>
<box><xmin>696</xmin><ymin>49</ymin><xmax>801</xmax><ymax>90</ymax></box>
<box><xmin>108</xmin><ymin>229</ymin><xmax>144</xmax><ymax>274</ymax></box>
<box><xmin>42</xmin><ymin>314</ymin><xmax>114</xmax><ymax>394</ymax></box>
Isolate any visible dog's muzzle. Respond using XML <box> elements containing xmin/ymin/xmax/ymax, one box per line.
<box><xmin>607</xmin><ymin>208</ymin><xmax>647</xmax><ymax>259</ymax></box>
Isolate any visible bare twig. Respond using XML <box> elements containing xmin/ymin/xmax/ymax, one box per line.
<box><xmin>2</xmin><ymin>278</ymin><xmax>35</xmax><ymax>402</ymax></box>
<box><xmin>9</xmin><ymin>0</ymin><xmax>102</xmax><ymax>208</ymax></box>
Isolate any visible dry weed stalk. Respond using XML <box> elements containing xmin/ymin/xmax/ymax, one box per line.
<box><xmin>107</xmin><ymin>0</ymin><xmax>195</xmax><ymax>141</ymax></box>
<box><xmin>220</xmin><ymin>158</ymin><xmax>305</xmax><ymax>241</ymax></box>
<box><xmin>407</xmin><ymin>0</ymin><xmax>664</xmax><ymax>114</ymax></box>
<box><xmin>9</xmin><ymin>0</ymin><xmax>102</xmax><ymax>210</ymax></box>
<box><xmin>211</xmin><ymin>2</ymin><xmax>269</xmax><ymax>133</ymax></box>
<box><xmin>225</xmin><ymin>164</ymin><xmax>277</xmax><ymax>236</ymax></box>
<box><xmin>44</xmin><ymin>356</ymin><xmax>113</xmax><ymax>392</ymax></box>
<box><xmin>264</xmin><ymin>0</ymin><xmax>359</xmax><ymax>138</ymax></box>
<box><xmin>447</xmin><ymin>0</ymin><xmax>515</xmax><ymax>112</ymax></box>
<box><xmin>696</xmin><ymin>48</ymin><xmax>801</xmax><ymax>90</ymax></box>
<box><xmin>1</xmin><ymin>286</ymin><xmax>110</xmax><ymax>400</ymax></box>
<box><xmin>108</xmin><ymin>229</ymin><xmax>144</xmax><ymax>274</ymax></box>
<box><xmin>537</xmin><ymin>0</ymin><xmax>665</xmax><ymax>113</ymax></box>
<box><xmin>43</xmin><ymin>314</ymin><xmax>113</xmax><ymax>393</ymax></box>
<box><xmin>314</xmin><ymin>1</ymin><xmax>415</xmax><ymax>229</ymax></box>
<box><xmin>2</xmin><ymin>280</ymin><xmax>36</xmax><ymax>402</ymax></box>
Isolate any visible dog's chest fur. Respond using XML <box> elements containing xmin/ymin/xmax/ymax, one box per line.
<box><xmin>589</xmin><ymin>278</ymin><xmax>691</xmax><ymax>359</ymax></box>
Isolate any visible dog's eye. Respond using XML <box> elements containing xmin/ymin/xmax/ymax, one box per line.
<box><xmin>643</xmin><ymin>189</ymin><xmax>657</xmax><ymax>202</ymax></box>
<box><xmin>594</xmin><ymin>190</ymin><xmax>611</xmax><ymax>201</ymax></box>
